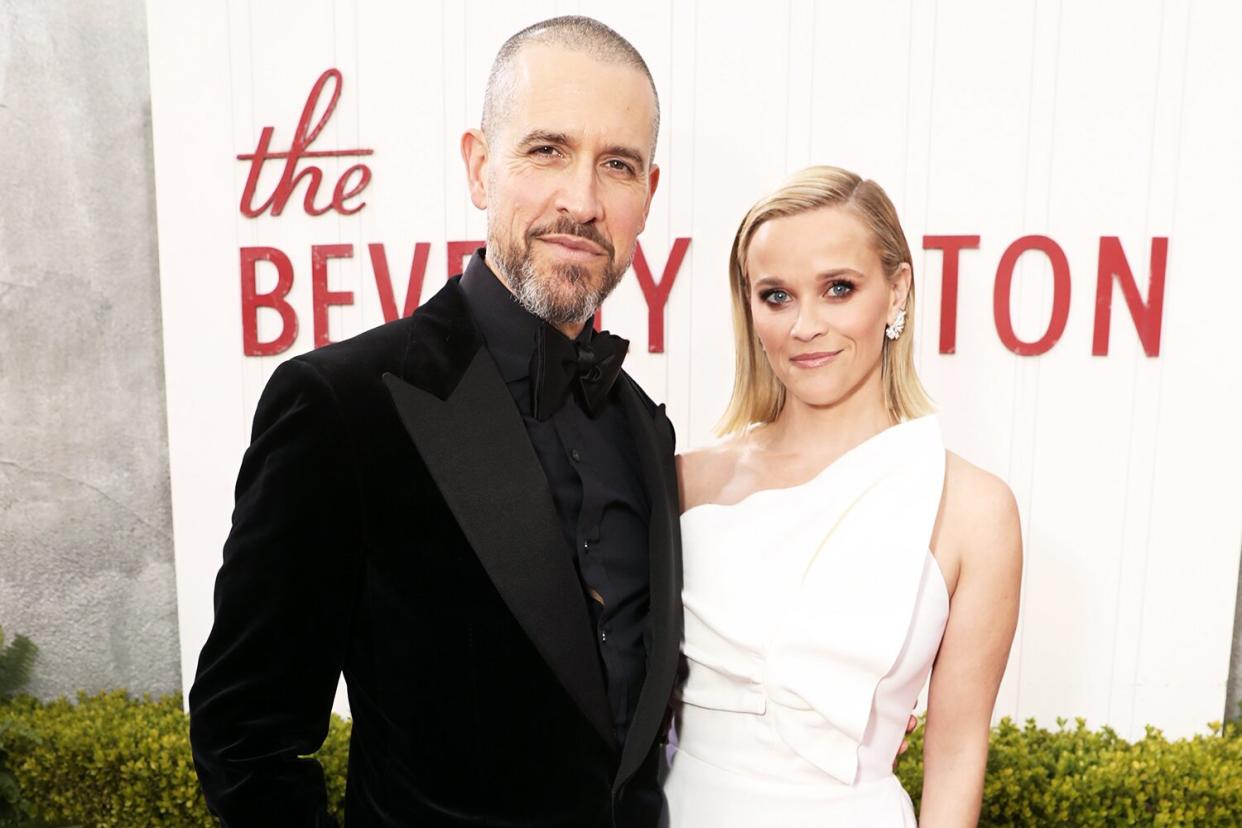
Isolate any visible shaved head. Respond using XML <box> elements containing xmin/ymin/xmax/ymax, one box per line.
<box><xmin>482</xmin><ymin>15</ymin><xmax>660</xmax><ymax>162</ymax></box>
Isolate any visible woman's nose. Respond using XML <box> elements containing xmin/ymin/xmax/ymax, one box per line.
<box><xmin>789</xmin><ymin>305</ymin><xmax>828</xmax><ymax>341</ymax></box>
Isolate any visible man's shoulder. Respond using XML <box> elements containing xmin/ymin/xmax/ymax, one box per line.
<box><xmin>619</xmin><ymin>371</ymin><xmax>662</xmax><ymax>418</ymax></box>
<box><xmin>251</xmin><ymin>316</ymin><xmax>419</xmax><ymax>433</ymax></box>
<box><xmin>617</xmin><ymin>371</ymin><xmax>676</xmax><ymax>454</ymax></box>
<box><xmin>292</xmin><ymin>313</ymin><xmax>417</xmax><ymax>380</ymax></box>
<box><xmin>290</xmin><ymin>277</ymin><xmax>469</xmax><ymax>387</ymax></box>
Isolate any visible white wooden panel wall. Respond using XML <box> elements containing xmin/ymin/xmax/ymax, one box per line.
<box><xmin>147</xmin><ymin>0</ymin><xmax>1242</xmax><ymax>737</ymax></box>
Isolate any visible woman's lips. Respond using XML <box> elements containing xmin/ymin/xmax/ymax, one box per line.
<box><xmin>789</xmin><ymin>350</ymin><xmax>843</xmax><ymax>368</ymax></box>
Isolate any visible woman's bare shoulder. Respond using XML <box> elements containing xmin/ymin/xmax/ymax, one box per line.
<box><xmin>676</xmin><ymin>440</ymin><xmax>745</xmax><ymax>513</ymax></box>
<box><xmin>940</xmin><ymin>451</ymin><xmax>1022</xmax><ymax>571</ymax></box>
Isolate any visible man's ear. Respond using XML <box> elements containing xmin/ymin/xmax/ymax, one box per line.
<box><xmin>460</xmin><ymin>129</ymin><xmax>488</xmax><ymax>210</ymax></box>
<box><xmin>636</xmin><ymin>163</ymin><xmax>660</xmax><ymax>233</ymax></box>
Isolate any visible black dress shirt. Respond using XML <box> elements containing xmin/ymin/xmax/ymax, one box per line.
<box><xmin>459</xmin><ymin>252</ymin><xmax>651</xmax><ymax>746</ymax></box>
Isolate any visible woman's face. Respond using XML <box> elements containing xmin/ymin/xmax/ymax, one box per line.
<box><xmin>746</xmin><ymin>206</ymin><xmax>908</xmax><ymax>411</ymax></box>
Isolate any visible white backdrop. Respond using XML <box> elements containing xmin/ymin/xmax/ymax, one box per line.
<box><xmin>146</xmin><ymin>0</ymin><xmax>1242</xmax><ymax>739</ymax></box>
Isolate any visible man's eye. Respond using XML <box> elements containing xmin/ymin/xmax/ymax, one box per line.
<box><xmin>531</xmin><ymin>145</ymin><xmax>560</xmax><ymax>156</ymax></box>
<box><xmin>759</xmin><ymin>289</ymin><xmax>791</xmax><ymax>306</ymax></box>
<box><xmin>605</xmin><ymin>159</ymin><xmax>636</xmax><ymax>175</ymax></box>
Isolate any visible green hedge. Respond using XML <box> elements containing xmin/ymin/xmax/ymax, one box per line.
<box><xmin>0</xmin><ymin>692</ymin><xmax>349</xmax><ymax>827</ymax></box>
<box><xmin>1</xmin><ymin>692</ymin><xmax>1240</xmax><ymax>826</ymax></box>
<box><xmin>894</xmin><ymin>715</ymin><xmax>1242</xmax><ymax>826</ymax></box>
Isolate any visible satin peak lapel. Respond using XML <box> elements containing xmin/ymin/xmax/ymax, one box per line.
<box><xmin>614</xmin><ymin>379</ymin><xmax>683</xmax><ymax>788</ymax></box>
<box><xmin>383</xmin><ymin>352</ymin><xmax>615</xmax><ymax>747</ymax></box>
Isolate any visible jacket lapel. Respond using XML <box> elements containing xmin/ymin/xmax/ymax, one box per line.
<box><xmin>614</xmin><ymin>376</ymin><xmax>683</xmax><ymax>788</ymax></box>
<box><xmin>382</xmin><ymin>279</ymin><xmax>615</xmax><ymax>747</ymax></box>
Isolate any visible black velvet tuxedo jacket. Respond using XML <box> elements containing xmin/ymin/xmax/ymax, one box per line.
<box><xmin>188</xmin><ymin>275</ymin><xmax>684</xmax><ymax>827</ymax></box>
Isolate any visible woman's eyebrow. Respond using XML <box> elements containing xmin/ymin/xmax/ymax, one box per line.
<box><xmin>816</xmin><ymin>267</ymin><xmax>865</xmax><ymax>279</ymax></box>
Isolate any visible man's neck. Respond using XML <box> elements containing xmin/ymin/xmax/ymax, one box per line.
<box><xmin>554</xmin><ymin>319</ymin><xmax>587</xmax><ymax>340</ymax></box>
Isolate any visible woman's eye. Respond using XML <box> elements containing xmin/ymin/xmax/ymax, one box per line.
<box><xmin>826</xmin><ymin>281</ymin><xmax>854</xmax><ymax>298</ymax></box>
<box><xmin>759</xmin><ymin>289</ymin><xmax>791</xmax><ymax>306</ymax></box>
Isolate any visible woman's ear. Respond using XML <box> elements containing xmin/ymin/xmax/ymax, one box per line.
<box><xmin>890</xmin><ymin>263</ymin><xmax>913</xmax><ymax>323</ymax></box>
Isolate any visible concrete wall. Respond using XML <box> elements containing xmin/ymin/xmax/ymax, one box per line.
<box><xmin>0</xmin><ymin>0</ymin><xmax>179</xmax><ymax>698</ymax></box>
<box><xmin>1228</xmin><ymin>550</ymin><xmax>1242</xmax><ymax>722</ymax></box>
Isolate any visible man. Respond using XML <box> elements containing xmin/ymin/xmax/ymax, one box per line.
<box><xmin>189</xmin><ymin>16</ymin><xmax>680</xmax><ymax>828</ymax></box>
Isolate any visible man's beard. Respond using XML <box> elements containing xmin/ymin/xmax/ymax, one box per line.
<box><xmin>489</xmin><ymin>217</ymin><xmax>631</xmax><ymax>327</ymax></box>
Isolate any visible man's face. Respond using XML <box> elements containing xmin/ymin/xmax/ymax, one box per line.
<box><xmin>464</xmin><ymin>44</ymin><xmax>660</xmax><ymax>328</ymax></box>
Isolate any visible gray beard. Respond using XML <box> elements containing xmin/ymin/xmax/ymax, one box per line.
<box><xmin>490</xmin><ymin>236</ymin><xmax>630</xmax><ymax>327</ymax></box>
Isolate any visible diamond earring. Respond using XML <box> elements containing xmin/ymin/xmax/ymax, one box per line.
<box><xmin>885</xmin><ymin>308</ymin><xmax>906</xmax><ymax>340</ymax></box>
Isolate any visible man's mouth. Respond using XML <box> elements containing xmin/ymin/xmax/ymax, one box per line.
<box><xmin>536</xmin><ymin>233</ymin><xmax>608</xmax><ymax>255</ymax></box>
<box><xmin>536</xmin><ymin>234</ymin><xmax>607</xmax><ymax>259</ymax></box>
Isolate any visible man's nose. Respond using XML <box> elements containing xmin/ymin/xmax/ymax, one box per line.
<box><xmin>555</xmin><ymin>159</ymin><xmax>604</xmax><ymax>225</ymax></box>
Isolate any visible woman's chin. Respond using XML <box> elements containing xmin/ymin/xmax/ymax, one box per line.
<box><xmin>783</xmin><ymin>386</ymin><xmax>847</xmax><ymax>410</ymax></box>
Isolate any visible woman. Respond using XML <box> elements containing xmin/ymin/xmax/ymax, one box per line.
<box><xmin>663</xmin><ymin>166</ymin><xmax>1022</xmax><ymax>826</ymax></box>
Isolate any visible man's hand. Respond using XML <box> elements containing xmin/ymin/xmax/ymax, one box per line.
<box><xmin>893</xmin><ymin>714</ymin><xmax>918</xmax><ymax>768</ymax></box>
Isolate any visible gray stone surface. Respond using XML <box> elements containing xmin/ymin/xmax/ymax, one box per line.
<box><xmin>0</xmin><ymin>0</ymin><xmax>179</xmax><ymax>699</ymax></box>
<box><xmin>1228</xmin><ymin>547</ymin><xmax>1242</xmax><ymax>722</ymax></box>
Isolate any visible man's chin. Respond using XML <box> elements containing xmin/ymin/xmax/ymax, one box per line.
<box><xmin>506</xmin><ymin>269</ymin><xmax>597</xmax><ymax>326</ymax></box>
<box><xmin>535</xmin><ymin>286</ymin><xmax>600</xmax><ymax>324</ymax></box>
<box><xmin>528</xmin><ymin>260</ymin><xmax>611</xmax><ymax>301</ymax></box>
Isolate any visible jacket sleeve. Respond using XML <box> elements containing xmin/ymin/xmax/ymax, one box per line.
<box><xmin>189</xmin><ymin>358</ymin><xmax>364</xmax><ymax>827</ymax></box>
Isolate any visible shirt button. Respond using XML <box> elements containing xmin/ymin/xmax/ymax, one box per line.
<box><xmin>570</xmin><ymin>448</ymin><xmax>582</xmax><ymax>462</ymax></box>
<box><xmin>601</xmin><ymin>629</ymin><xmax>608</xmax><ymax>643</ymax></box>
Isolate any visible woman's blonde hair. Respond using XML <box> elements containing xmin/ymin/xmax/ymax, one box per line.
<box><xmin>718</xmin><ymin>165</ymin><xmax>933</xmax><ymax>436</ymax></box>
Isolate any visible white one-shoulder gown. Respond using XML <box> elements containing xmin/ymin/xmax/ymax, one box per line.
<box><xmin>664</xmin><ymin>415</ymin><xmax>949</xmax><ymax>827</ymax></box>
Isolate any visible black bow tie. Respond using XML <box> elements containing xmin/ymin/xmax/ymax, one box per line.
<box><xmin>530</xmin><ymin>324</ymin><xmax>629</xmax><ymax>421</ymax></box>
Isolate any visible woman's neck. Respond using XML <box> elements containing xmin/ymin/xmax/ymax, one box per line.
<box><xmin>759</xmin><ymin>373</ymin><xmax>893</xmax><ymax>462</ymax></box>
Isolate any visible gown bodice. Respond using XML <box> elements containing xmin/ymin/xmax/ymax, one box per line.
<box><xmin>664</xmin><ymin>415</ymin><xmax>950</xmax><ymax>826</ymax></box>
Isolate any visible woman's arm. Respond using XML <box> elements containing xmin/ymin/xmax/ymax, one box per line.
<box><xmin>918</xmin><ymin>459</ymin><xmax>1022</xmax><ymax>827</ymax></box>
